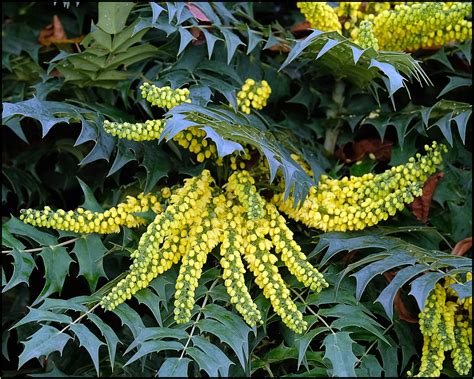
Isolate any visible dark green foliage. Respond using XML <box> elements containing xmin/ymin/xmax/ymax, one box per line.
<box><xmin>1</xmin><ymin>2</ymin><xmax>472</xmax><ymax>378</ymax></box>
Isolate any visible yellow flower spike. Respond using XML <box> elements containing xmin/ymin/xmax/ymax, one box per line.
<box><xmin>451</xmin><ymin>314</ymin><xmax>473</xmax><ymax>375</ymax></box>
<box><xmin>419</xmin><ymin>283</ymin><xmax>446</xmax><ymax>337</ymax></box>
<box><xmin>140</xmin><ymin>82</ymin><xmax>191</xmax><ymax>110</ymax></box>
<box><xmin>19</xmin><ymin>193</ymin><xmax>161</xmax><ymax>234</ymax></box>
<box><xmin>297</xmin><ymin>2</ymin><xmax>342</xmax><ymax>34</ymax></box>
<box><xmin>226</xmin><ymin>170</ymin><xmax>266</xmax><ymax>220</ymax></box>
<box><xmin>266</xmin><ymin>203</ymin><xmax>328</xmax><ymax>293</ymax></box>
<box><xmin>437</xmin><ymin>301</ymin><xmax>457</xmax><ymax>351</ymax></box>
<box><xmin>243</xmin><ymin>231</ymin><xmax>307</xmax><ymax>334</ymax></box>
<box><xmin>103</xmin><ymin>119</ymin><xmax>165</xmax><ymax>141</ymax></box>
<box><xmin>414</xmin><ymin>334</ymin><xmax>446</xmax><ymax>377</ymax></box>
<box><xmin>219</xmin><ymin>205</ymin><xmax>262</xmax><ymax>327</ymax></box>
<box><xmin>275</xmin><ymin>142</ymin><xmax>446</xmax><ymax>232</ymax></box>
<box><xmin>356</xmin><ymin>20</ymin><xmax>379</xmax><ymax>50</ymax></box>
<box><xmin>236</xmin><ymin>79</ymin><xmax>272</xmax><ymax>114</ymax></box>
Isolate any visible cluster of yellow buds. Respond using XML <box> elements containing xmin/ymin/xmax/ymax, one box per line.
<box><xmin>355</xmin><ymin>20</ymin><xmax>379</xmax><ymax>50</ymax></box>
<box><xmin>96</xmin><ymin>169</ymin><xmax>328</xmax><ymax>332</ymax></box>
<box><xmin>139</xmin><ymin>82</ymin><xmax>191</xmax><ymax>110</ymax></box>
<box><xmin>296</xmin><ymin>2</ymin><xmax>342</xmax><ymax>34</ymax></box>
<box><xmin>371</xmin><ymin>2</ymin><xmax>472</xmax><ymax>51</ymax></box>
<box><xmin>19</xmin><ymin>193</ymin><xmax>161</xmax><ymax>234</ymax></box>
<box><xmin>297</xmin><ymin>2</ymin><xmax>472</xmax><ymax>52</ymax></box>
<box><xmin>274</xmin><ymin>142</ymin><xmax>447</xmax><ymax>232</ymax></box>
<box><xmin>411</xmin><ymin>273</ymin><xmax>472</xmax><ymax>377</ymax></box>
<box><xmin>237</xmin><ymin>79</ymin><xmax>272</xmax><ymax>114</ymax></box>
<box><xmin>103</xmin><ymin>119</ymin><xmax>164</xmax><ymax>141</ymax></box>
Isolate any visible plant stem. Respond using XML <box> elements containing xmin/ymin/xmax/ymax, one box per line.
<box><xmin>323</xmin><ymin>80</ymin><xmax>346</xmax><ymax>156</ymax></box>
<box><xmin>58</xmin><ymin>303</ymin><xmax>101</xmax><ymax>334</ymax></box>
<box><xmin>2</xmin><ymin>237</ymin><xmax>82</xmax><ymax>254</ymax></box>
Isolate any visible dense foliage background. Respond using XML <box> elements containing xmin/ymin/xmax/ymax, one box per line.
<box><xmin>2</xmin><ymin>2</ymin><xmax>472</xmax><ymax>377</ymax></box>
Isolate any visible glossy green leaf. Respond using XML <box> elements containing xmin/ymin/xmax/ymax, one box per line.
<box><xmin>220</xmin><ymin>28</ymin><xmax>245</xmax><ymax>64</ymax></box>
<box><xmin>69</xmin><ymin>324</ymin><xmax>105</xmax><ymax>375</ymax></box>
<box><xmin>88</xmin><ymin>313</ymin><xmax>121</xmax><ymax>371</ymax></box>
<box><xmin>322</xmin><ymin>332</ymin><xmax>357</xmax><ymax>377</ymax></box>
<box><xmin>158</xmin><ymin>357</ymin><xmax>191</xmax><ymax>377</ymax></box>
<box><xmin>97</xmin><ymin>2</ymin><xmax>135</xmax><ymax>34</ymax></box>
<box><xmin>34</xmin><ymin>247</ymin><xmax>73</xmax><ymax>306</ymax></box>
<box><xmin>13</xmin><ymin>308</ymin><xmax>72</xmax><ymax>329</ymax></box>
<box><xmin>187</xmin><ymin>335</ymin><xmax>233</xmax><ymax>377</ymax></box>
<box><xmin>18</xmin><ymin>325</ymin><xmax>71</xmax><ymax>369</ymax></box>
<box><xmin>2</xmin><ymin>250</ymin><xmax>35</xmax><ymax>293</ymax></box>
<box><xmin>72</xmin><ymin>235</ymin><xmax>107</xmax><ymax>291</ymax></box>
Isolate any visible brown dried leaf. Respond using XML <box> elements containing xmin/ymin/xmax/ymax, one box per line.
<box><xmin>186</xmin><ymin>3</ymin><xmax>210</xmax><ymax>22</ymax></box>
<box><xmin>334</xmin><ymin>138</ymin><xmax>393</xmax><ymax>163</ymax></box>
<box><xmin>267</xmin><ymin>43</ymin><xmax>290</xmax><ymax>53</ymax></box>
<box><xmin>38</xmin><ymin>15</ymin><xmax>67</xmax><ymax>46</ymax></box>
<box><xmin>190</xmin><ymin>27</ymin><xmax>206</xmax><ymax>46</ymax></box>
<box><xmin>383</xmin><ymin>272</ymin><xmax>418</xmax><ymax>323</ymax></box>
<box><xmin>451</xmin><ymin>237</ymin><xmax>472</xmax><ymax>256</ymax></box>
<box><xmin>291</xmin><ymin>21</ymin><xmax>312</xmax><ymax>39</ymax></box>
<box><xmin>410</xmin><ymin>172</ymin><xmax>445</xmax><ymax>223</ymax></box>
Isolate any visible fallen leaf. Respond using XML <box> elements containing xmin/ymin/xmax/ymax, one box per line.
<box><xmin>291</xmin><ymin>21</ymin><xmax>312</xmax><ymax>38</ymax></box>
<box><xmin>267</xmin><ymin>43</ymin><xmax>290</xmax><ymax>53</ymax></box>
<box><xmin>38</xmin><ymin>15</ymin><xmax>83</xmax><ymax>47</ymax></box>
<box><xmin>335</xmin><ymin>138</ymin><xmax>393</xmax><ymax>163</ymax></box>
<box><xmin>38</xmin><ymin>15</ymin><xmax>67</xmax><ymax>46</ymax></box>
<box><xmin>411</xmin><ymin>172</ymin><xmax>445</xmax><ymax>223</ymax></box>
<box><xmin>384</xmin><ymin>272</ymin><xmax>418</xmax><ymax>323</ymax></box>
<box><xmin>186</xmin><ymin>3</ymin><xmax>210</xmax><ymax>23</ymax></box>
<box><xmin>191</xmin><ymin>27</ymin><xmax>206</xmax><ymax>46</ymax></box>
<box><xmin>451</xmin><ymin>237</ymin><xmax>472</xmax><ymax>256</ymax></box>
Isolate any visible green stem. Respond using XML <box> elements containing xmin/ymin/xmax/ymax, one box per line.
<box><xmin>323</xmin><ymin>80</ymin><xmax>346</xmax><ymax>156</ymax></box>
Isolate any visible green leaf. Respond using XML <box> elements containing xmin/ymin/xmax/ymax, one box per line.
<box><xmin>112</xmin><ymin>303</ymin><xmax>145</xmax><ymax>338</ymax></box>
<box><xmin>378</xmin><ymin>340</ymin><xmax>398</xmax><ymax>377</ymax></box>
<box><xmin>187</xmin><ymin>335</ymin><xmax>233</xmax><ymax>377</ymax></box>
<box><xmin>201</xmin><ymin>28</ymin><xmax>222</xmax><ymax>60</ymax></box>
<box><xmin>88</xmin><ymin>313</ymin><xmax>120</xmax><ymax>371</ymax></box>
<box><xmin>375</xmin><ymin>264</ymin><xmax>428</xmax><ymax>320</ymax></box>
<box><xmin>2</xmin><ymin>225</ymin><xmax>25</xmax><ymax>250</ymax></box>
<box><xmin>150</xmin><ymin>3</ymin><xmax>166</xmax><ymax>24</ymax></box>
<box><xmin>5</xmin><ymin>217</ymin><xmax>57</xmax><ymax>246</ymax></box>
<box><xmin>437</xmin><ymin>76</ymin><xmax>472</xmax><ymax>98</ymax></box>
<box><xmin>452</xmin><ymin>110</ymin><xmax>472</xmax><ymax>145</ymax></box>
<box><xmin>77</xmin><ymin>178</ymin><xmax>104</xmax><ymax>212</ymax></box>
<box><xmin>319</xmin><ymin>304</ymin><xmax>390</xmax><ymax>345</ymax></box>
<box><xmin>97</xmin><ymin>2</ymin><xmax>135</xmax><ymax>34</ymax></box>
<box><xmin>125</xmin><ymin>340</ymin><xmax>183</xmax><ymax>366</ymax></box>
<box><xmin>294</xmin><ymin>327</ymin><xmax>328</xmax><ymax>370</ymax></box>
<box><xmin>140</xmin><ymin>144</ymin><xmax>172</xmax><ymax>194</ymax></box>
<box><xmin>134</xmin><ymin>288</ymin><xmax>164</xmax><ymax>326</ymax></box>
<box><xmin>408</xmin><ymin>272</ymin><xmax>445</xmax><ymax>311</ymax></box>
<box><xmin>13</xmin><ymin>308</ymin><xmax>72</xmax><ymax>329</ymax></box>
<box><xmin>351</xmin><ymin>252</ymin><xmax>417</xmax><ymax>301</ymax></box>
<box><xmin>18</xmin><ymin>325</ymin><xmax>71</xmax><ymax>369</ymax></box>
<box><xmin>2</xmin><ymin>250</ymin><xmax>35</xmax><ymax>293</ymax></box>
<box><xmin>322</xmin><ymin>332</ymin><xmax>357</xmax><ymax>377</ymax></box>
<box><xmin>280</xmin><ymin>30</ymin><xmax>429</xmax><ymax>98</ymax></box>
<box><xmin>2</xmin><ymin>98</ymin><xmax>92</xmax><ymax>137</ymax></box>
<box><xmin>220</xmin><ymin>28</ymin><xmax>245</xmax><ymax>64</ymax></box>
<box><xmin>246</xmin><ymin>26</ymin><xmax>262</xmax><ymax>55</ymax></box>
<box><xmin>198</xmin><ymin>303</ymin><xmax>253</xmax><ymax>371</ymax></box>
<box><xmin>34</xmin><ymin>247</ymin><xmax>73</xmax><ymax>306</ymax></box>
<box><xmin>72</xmin><ymin>235</ymin><xmax>108</xmax><ymax>292</ymax></box>
<box><xmin>177</xmin><ymin>26</ymin><xmax>195</xmax><ymax>56</ymax></box>
<box><xmin>4</xmin><ymin>118</ymin><xmax>28</xmax><ymax>143</ymax></box>
<box><xmin>449</xmin><ymin>280</ymin><xmax>472</xmax><ymax>300</ymax></box>
<box><xmin>69</xmin><ymin>324</ymin><xmax>105</xmax><ymax>375</ymax></box>
<box><xmin>158</xmin><ymin>357</ymin><xmax>191</xmax><ymax>377</ymax></box>
<box><xmin>356</xmin><ymin>354</ymin><xmax>383</xmax><ymax>377</ymax></box>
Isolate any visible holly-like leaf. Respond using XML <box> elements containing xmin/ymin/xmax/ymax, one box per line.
<box><xmin>88</xmin><ymin>313</ymin><xmax>120</xmax><ymax>371</ymax></box>
<box><xmin>2</xmin><ymin>250</ymin><xmax>36</xmax><ymax>293</ymax></box>
<box><xmin>178</xmin><ymin>26</ymin><xmax>196</xmax><ymax>56</ymax></box>
<box><xmin>158</xmin><ymin>357</ymin><xmax>191</xmax><ymax>377</ymax></box>
<box><xmin>2</xmin><ymin>98</ymin><xmax>91</xmax><ymax>137</ymax></box>
<box><xmin>219</xmin><ymin>28</ymin><xmax>245</xmax><ymax>64</ymax></box>
<box><xmin>187</xmin><ymin>335</ymin><xmax>233</xmax><ymax>377</ymax></box>
<box><xmin>69</xmin><ymin>324</ymin><xmax>105</xmax><ymax>375</ymax></box>
<box><xmin>71</xmin><ymin>235</ymin><xmax>108</xmax><ymax>291</ymax></box>
<box><xmin>140</xmin><ymin>144</ymin><xmax>172</xmax><ymax>194</ymax></box>
<box><xmin>97</xmin><ymin>2</ymin><xmax>134</xmax><ymax>35</ymax></box>
<box><xmin>280</xmin><ymin>30</ymin><xmax>429</xmax><ymax>99</ymax></box>
<box><xmin>437</xmin><ymin>75</ymin><xmax>472</xmax><ymax>98</ymax></box>
<box><xmin>13</xmin><ymin>308</ymin><xmax>72</xmax><ymax>329</ymax></box>
<box><xmin>322</xmin><ymin>332</ymin><xmax>357</xmax><ymax>377</ymax></box>
<box><xmin>34</xmin><ymin>247</ymin><xmax>73</xmax><ymax>306</ymax></box>
<box><xmin>18</xmin><ymin>325</ymin><xmax>71</xmax><ymax>369</ymax></box>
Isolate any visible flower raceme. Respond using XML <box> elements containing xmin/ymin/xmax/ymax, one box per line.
<box><xmin>297</xmin><ymin>2</ymin><xmax>472</xmax><ymax>52</ymax></box>
<box><xmin>412</xmin><ymin>274</ymin><xmax>472</xmax><ymax>377</ymax></box>
<box><xmin>274</xmin><ymin>142</ymin><xmax>447</xmax><ymax>232</ymax></box>
<box><xmin>236</xmin><ymin>78</ymin><xmax>272</xmax><ymax>114</ymax></box>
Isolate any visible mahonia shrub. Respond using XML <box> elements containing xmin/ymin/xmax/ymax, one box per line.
<box><xmin>2</xmin><ymin>2</ymin><xmax>472</xmax><ymax>378</ymax></box>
